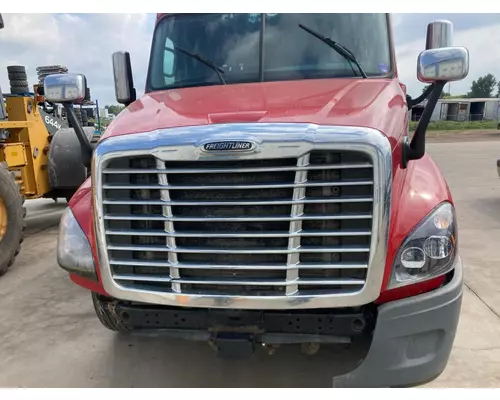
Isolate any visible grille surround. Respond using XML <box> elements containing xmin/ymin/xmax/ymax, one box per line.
<box><xmin>92</xmin><ymin>123</ymin><xmax>392</xmax><ymax>310</ymax></box>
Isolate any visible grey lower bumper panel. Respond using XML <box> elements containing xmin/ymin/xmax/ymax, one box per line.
<box><xmin>332</xmin><ymin>258</ymin><xmax>464</xmax><ymax>388</ymax></box>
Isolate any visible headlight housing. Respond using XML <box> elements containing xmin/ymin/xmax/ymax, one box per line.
<box><xmin>57</xmin><ymin>207</ymin><xmax>97</xmax><ymax>281</ymax></box>
<box><xmin>388</xmin><ymin>202</ymin><xmax>457</xmax><ymax>289</ymax></box>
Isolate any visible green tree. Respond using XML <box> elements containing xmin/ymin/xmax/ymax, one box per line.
<box><xmin>421</xmin><ymin>84</ymin><xmax>449</xmax><ymax>98</ymax></box>
<box><xmin>497</xmin><ymin>81</ymin><xmax>500</xmax><ymax>98</ymax></box>
<box><xmin>105</xmin><ymin>105</ymin><xmax>125</xmax><ymax>115</ymax></box>
<box><xmin>466</xmin><ymin>73</ymin><xmax>497</xmax><ymax>98</ymax></box>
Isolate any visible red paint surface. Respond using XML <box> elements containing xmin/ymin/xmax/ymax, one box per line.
<box><xmin>381</xmin><ymin>151</ymin><xmax>453</xmax><ymax>293</ymax></box>
<box><xmin>375</xmin><ymin>276</ymin><xmax>446</xmax><ymax>304</ymax></box>
<box><xmin>70</xmin><ymin>273</ymin><xmax>109</xmax><ymax>297</ymax></box>
<box><xmin>101</xmin><ymin>79</ymin><xmax>407</xmax><ymax>152</ymax></box>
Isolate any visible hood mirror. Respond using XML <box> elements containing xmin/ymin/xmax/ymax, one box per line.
<box><xmin>417</xmin><ymin>19</ymin><xmax>469</xmax><ymax>84</ymax></box>
<box><xmin>417</xmin><ymin>46</ymin><xmax>469</xmax><ymax>83</ymax></box>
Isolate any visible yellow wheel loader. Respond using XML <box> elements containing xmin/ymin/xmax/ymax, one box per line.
<box><xmin>0</xmin><ymin>14</ymin><xmax>95</xmax><ymax>275</ymax></box>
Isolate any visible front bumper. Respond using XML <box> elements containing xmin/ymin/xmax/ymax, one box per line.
<box><xmin>94</xmin><ymin>258</ymin><xmax>463</xmax><ymax>388</ymax></box>
<box><xmin>332</xmin><ymin>256</ymin><xmax>463</xmax><ymax>388</ymax></box>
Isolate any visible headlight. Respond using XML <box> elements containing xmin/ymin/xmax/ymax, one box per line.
<box><xmin>388</xmin><ymin>202</ymin><xmax>457</xmax><ymax>289</ymax></box>
<box><xmin>57</xmin><ymin>207</ymin><xmax>97</xmax><ymax>281</ymax></box>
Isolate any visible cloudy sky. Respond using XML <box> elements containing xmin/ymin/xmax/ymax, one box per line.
<box><xmin>1</xmin><ymin>13</ymin><xmax>499</xmax><ymax>106</ymax></box>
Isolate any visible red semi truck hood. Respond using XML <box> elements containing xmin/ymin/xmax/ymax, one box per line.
<box><xmin>101</xmin><ymin>78</ymin><xmax>407</xmax><ymax>148</ymax></box>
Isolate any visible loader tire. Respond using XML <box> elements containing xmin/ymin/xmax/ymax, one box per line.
<box><xmin>73</xmin><ymin>108</ymin><xmax>83</xmax><ymax>124</ymax></box>
<box><xmin>8</xmin><ymin>72</ymin><xmax>27</xmax><ymax>81</ymax></box>
<box><xmin>10</xmin><ymin>80</ymin><xmax>29</xmax><ymax>88</ymax></box>
<box><xmin>7</xmin><ymin>65</ymin><xmax>26</xmax><ymax>73</ymax></box>
<box><xmin>82</xmin><ymin>112</ymin><xmax>88</xmax><ymax>126</ymax></box>
<box><xmin>0</xmin><ymin>162</ymin><xmax>26</xmax><ymax>276</ymax></box>
<box><xmin>10</xmin><ymin>86</ymin><xmax>29</xmax><ymax>94</ymax></box>
<box><xmin>92</xmin><ymin>292</ymin><xmax>130</xmax><ymax>333</ymax></box>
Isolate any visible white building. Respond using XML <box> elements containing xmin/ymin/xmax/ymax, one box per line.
<box><xmin>411</xmin><ymin>98</ymin><xmax>500</xmax><ymax>122</ymax></box>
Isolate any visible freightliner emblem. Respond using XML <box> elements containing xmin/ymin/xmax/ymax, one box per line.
<box><xmin>201</xmin><ymin>140</ymin><xmax>256</xmax><ymax>152</ymax></box>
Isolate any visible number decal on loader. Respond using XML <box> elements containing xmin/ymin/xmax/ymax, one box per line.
<box><xmin>44</xmin><ymin>115</ymin><xmax>62</xmax><ymax>130</ymax></box>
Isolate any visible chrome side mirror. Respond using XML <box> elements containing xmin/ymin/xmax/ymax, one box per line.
<box><xmin>44</xmin><ymin>73</ymin><xmax>87</xmax><ymax>103</ymax></box>
<box><xmin>417</xmin><ymin>46</ymin><xmax>469</xmax><ymax>83</ymax></box>
<box><xmin>417</xmin><ymin>20</ymin><xmax>469</xmax><ymax>83</ymax></box>
<box><xmin>112</xmin><ymin>51</ymin><xmax>136</xmax><ymax>105</ymax></box>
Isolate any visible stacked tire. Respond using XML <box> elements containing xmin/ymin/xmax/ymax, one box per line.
<box><xmin>69</xmin><ymin>107</ymin><xmax>84</xmax><ymax>128</ymax></box>
<box><xmin>81</xmin><ymin>109</ymin><xmax>88</xmax><ymax>126</ymax></box>
<box><xmin>7</xmin><ymin>66</ymin><xmax>30</xmax><ymax>94</ymax></box>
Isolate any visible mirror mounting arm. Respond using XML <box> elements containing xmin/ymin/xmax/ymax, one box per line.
<box><xmin>403</xmin><ymin>81</ymin><xmax>446</xmax><ymax>168</ymax></box>
<box><xmin>63</xmin><ymin>104</ymin><xmax>93</xmax><ymax>170</ymax></box>
<box><xmin>407</xmin><ymin>83</ymin><xmax>435</xmax><ymax>111</ymax></box>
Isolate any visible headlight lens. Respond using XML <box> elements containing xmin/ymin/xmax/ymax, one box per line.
<box><xmin>57</xmin><ymin>207</ymin><xmax>97</xmax><ymax>281</ymax></box>
<box><xmin>388</xmin><ymin>202</ymin><xmax>457</xmax><ymax>289</ymax></box>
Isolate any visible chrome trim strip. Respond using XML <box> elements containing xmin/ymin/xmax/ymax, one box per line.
<box><xmin>102</xmin><ymin>180</ymin><xmax>374</xmax><ymax>190</ymax></box>
<box><xmin>102</xmin><ymin>162</ymin><xmax>372</xmax><ymax>174</ymax></box>
<box><xmin>105</xmin><ymin>229</ymin><xmax>372</xmax><ymax>238</ymax></box>
<box><xmin>102</xmin><ymin>196</ymin><xmax>374</xmax><ymax>206</ymax></box>
<box><xmin>109</xmin><ymin>260</ymin><xmax>369</xmax><ymax>270</ymax></box>
<box><xmin>156</xmin><ymin>159</ymin><xmax>181</xmax><ymax>293</ymax></box>
<box><xmin>286</xmin><ymin>154</ymin><xmax>309</xmax><ymax>295</ymax></box>
<box><xmin>92</xmin><ymin>122</ymin><xmax>392</xmax><ymax>310</ymax></box>
<box><xmin>103</xmin><ymin>214</ymin><xmax>373</xmax><ymax>222</ymax></box>
<box><xmin>107</xmin><ymin>244</ymin><xmax>370</xmax><ymax>254</ymax></box>
<box><xmin>113</xmin><ymin>275</ymin><xmax>366</xmax><ymax>286</ymax></box>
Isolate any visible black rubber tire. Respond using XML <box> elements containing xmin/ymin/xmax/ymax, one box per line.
<box><xmin>0</xmin><ymin>162</ymin><xmax>26</xmax><ymax>276</ymax></box>
<box><xmin>10</xmin><ymin>80</ymin><xmax>29</xmax><ymax>88</ymax></box>
<box><xmin>92</xmin><ymin>292</ymin><xmax>130</xmax><ymax>333</ymax></box>
<box><xmin>68</xmin><ymin>109</ymin><xmax>85</xmax><ymax>128</ymax></box>
<box><xmin>10</xmin><ymin>86</ymin><xmax>29</xmax><ymax>94</ymax></box>
<box><xmin>7</xmin><ymin>66</ymin><xmax>26</xmax><ymax>73</ymax></box>
<box><xmin>8</xmin><ymin>72</ymin><xmax>27</xmax><ymax>81</ymax></box>
<box><xmin>74</xmin><ymin>108</ymin><xmax>83</xmax><ymax>125</ymax></box>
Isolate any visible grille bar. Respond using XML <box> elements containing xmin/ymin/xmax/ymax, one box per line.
<box><xmin>104</xmin><ymin>214</ymin><xmax>373</xmax><ymax>222</ymax></box>
<box><xmin>109</xmin><ymin>259</ymin><xmax>369</xmax><ymax>269</ymax></box>
<box><xmin>102</xmin><ymin>180</ymin><xmax>373</xmax><ymax>190</ymax></box>
<box><xmin>106</xmin><ymin>229</ymin><xmax>372</xmax><ymax>238</ymax></box>
<box><xmin>286</xmin><ymin>154</ymin><xmax>309</xmax><ymax>295</ymax></box>
<box><xmin>103</xmin><ymin>196</ymin><xmax>373</xmax><ymax>206</ymax></box>
<box><xmin>113</xmin><ymin>274</ymin><xmax>366</xmax><ymax>286</ymax></box>
<box><xmin>103</xmin><ymin>162</ymin><xmax>372</xmax><ymax>174</ymax></box>
<box><xmin>107</xmin><ymin>244</ymin><xmax>370</xmax><ymax>254</ymax></box>
<box><xmin>156</xmin><ymin>159</ymin><xmax>181</xmax><ymax>293</ymax></box>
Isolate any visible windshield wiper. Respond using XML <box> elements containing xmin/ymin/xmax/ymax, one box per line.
<box><xmin>298</xmin><ymin>24</ymin><xmax>368</xmax><ymax>79</ymax></box>
<box><xmin>173</xmin><ymin>45</ymin><xmax>226</xmax><ymax>85</ymax></box>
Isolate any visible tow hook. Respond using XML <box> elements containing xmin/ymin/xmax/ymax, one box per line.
<box><xmin>209</xmin><ymin>333</ymin><xmax>256</xmax><ymax>359</ymax></box>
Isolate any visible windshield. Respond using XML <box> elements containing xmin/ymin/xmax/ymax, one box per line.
<box><xmin>147</xmin><ymin>13</ymin><xmax>392</xmax><ymax>91</ymax></box>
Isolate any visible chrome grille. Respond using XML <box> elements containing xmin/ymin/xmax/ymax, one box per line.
<box><xmin>102</xmin><ymin>149</ymin><xmax>374</xmax><ymax>297</ymax></box>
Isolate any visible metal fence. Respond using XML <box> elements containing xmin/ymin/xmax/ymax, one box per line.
<box><xmin>410</xmin><ymin>112</ymin><xmax>500</xmax><ymax>122</ymax></box>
